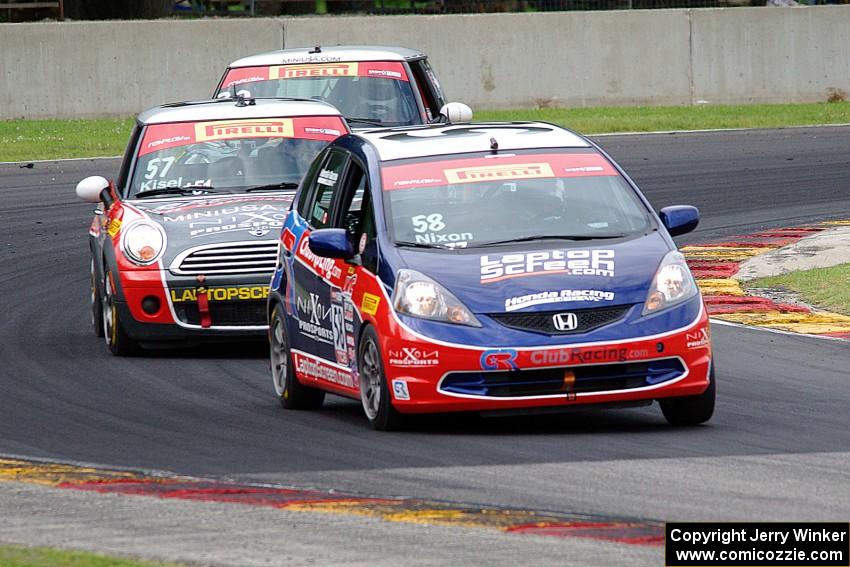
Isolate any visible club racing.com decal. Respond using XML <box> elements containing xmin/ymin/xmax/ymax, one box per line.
<box><xmin>479</xmin><ymin>345</ymin><xmax>650</xmax><ymax>371</ymax></box>
<box><xmin>480</xmin><ymin>249</ymin><xmax>615</xmax><ymax>284</ymax></box>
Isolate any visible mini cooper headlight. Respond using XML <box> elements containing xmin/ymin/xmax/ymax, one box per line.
<box><xmin>642</xmin><ymin>250</ymin><xmax>698</xmax><ymax>315</ymax></box>
<box><xmin>121</xmin><ymin>220</ymin><xmax>166</xmax><ymax>266</ymax></box>
<box><xmin>393</xmin><ymin>269</ymin><xmax>480</xmax><ymax>327</ymax></box>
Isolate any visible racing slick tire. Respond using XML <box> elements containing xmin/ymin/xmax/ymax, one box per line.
<box><xmin>358</xmin><ymin>325</ymin><xmax>404</xmax><ymax>431</ymax></box>
<box><xmin>270</xmin><ymin>306</ymin><xmax>324</xmax><ymax>410</ymax></box>
<box><xmin>91</xmin><ymin>256</ymin><xmax>104</xmax><ymax>338</ymax></box>
<box><xmin>660</xmin><ymin>364</ymin><xmax>716</xmax><ymax>426</ymax></box>
<box><xmin>102</xmin><ymin>270</ymin><xmax>139</xmax><ymax>356</ymax></box>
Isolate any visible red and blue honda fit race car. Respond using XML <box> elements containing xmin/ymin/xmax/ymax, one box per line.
<box><xmin>268</xmin><ymin>122</ymin><xmax>714</xmax><ymax>429</ymax></box>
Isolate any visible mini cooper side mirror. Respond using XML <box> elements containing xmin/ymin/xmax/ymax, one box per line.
<box><xmin>659</xmin><ymin>205</ymin><xmax>700</xmax><ymax>237</ymax></box>
<box><xmin>75</xmin><ymin>176</ymin><xmax>110</xmax><ymax>204</ymax></box>
<box><xmin>308</xmin><ymin>228</ymin><xmax>355</xmax><ymax>259</ymax></box>
<box><xmin>439</xmin><ymin>102</ymin><xmax>473</xmax><ymax>123</ymax></box>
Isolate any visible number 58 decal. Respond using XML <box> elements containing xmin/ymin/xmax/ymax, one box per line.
<box><xmin>411</xmin><ymin>213</ymin><xmax>445</xmax><ymax>233</ymax></box>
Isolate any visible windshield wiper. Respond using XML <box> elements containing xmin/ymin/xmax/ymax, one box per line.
<box><xmin>135</xmin><ymin>186</ymin><xmax>218</xmax><ymax>198</ymax></box>
<box><xmin>346</xmin><ymin>117</ymin><xmax>386</xmax><ymax>127</ymax></box>
<box><xmin>476</xmin><ymin>234</ymin><xmax>626</xmax><ymax>247</ymax></box>
<box><xmin>395</xmin><ymin>241</ymin><xmax>448</xmax><ymax>250</ymax></box>
<box><xmin>245</xmin><ymin>182</ymin><xmax>299</xmax><ymax>192</ymax></box>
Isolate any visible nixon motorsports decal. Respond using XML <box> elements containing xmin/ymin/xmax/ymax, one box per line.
<box><xmin>388</xmin><ymin>347</ymin><xmax>439</xmax><ymax>368</ymax></box>
<box><xmin>296</xmin><ymin>293</ymin><xmax>334</xmax><ymax>345</ymax></box>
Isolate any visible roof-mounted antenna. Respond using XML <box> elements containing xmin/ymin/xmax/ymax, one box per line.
<box><xmin>490</xmin><ymin>137</ymin><xmax>499</xmax><ymax>153</ymax></box>
<box><xmin>308</xmin><ymin>44</ymin><xmax>322</xmax><ymax>54</ymax></box>
<box><xmin>235</xmin><ymin>89</ymin><xmax>255</xmax><ymax>107</ymax></box>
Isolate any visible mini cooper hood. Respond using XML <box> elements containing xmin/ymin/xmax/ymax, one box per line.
<box><xmin>395</xmin><ymin>232</ymin><xmax>672</xmax><ymax>314</ymax></box>
<box><xmin>130</xmin><ymin>194</ymin><xmax>293</xmax><ymax>246</ymax></box>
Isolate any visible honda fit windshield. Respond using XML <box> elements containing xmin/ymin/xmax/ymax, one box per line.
<box><xmin>381</xmin><ymin>151</ymin><xmax>652</xmax><ymax>249</ymax></box>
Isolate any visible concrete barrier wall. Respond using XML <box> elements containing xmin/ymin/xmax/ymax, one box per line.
<box><xmin>1</xmin><ymin>6</ymin><xmax>849</xmax><ymax>119</ymax></box>
<box><xmin>690</xmin><ymin>7</ymin><xmax>850</xmax><ymax>104</ymax></box>
<box><xmin>284</xmin><ymin>11</ymin><xmax>693</xmax><ymax>109</ymax></box>
<box><xmin>0</xmin><ymin>20</ymin><xmax>282</xmax><ymax>119</ymax></box>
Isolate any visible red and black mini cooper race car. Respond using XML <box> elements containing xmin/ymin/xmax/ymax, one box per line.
<box><xmin>76</xmin><ymin>97</ymin><xmax>348</xmax><ymax>355</ymax></box>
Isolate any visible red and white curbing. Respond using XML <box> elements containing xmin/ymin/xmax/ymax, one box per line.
<box><xmin>683</xmin><ymin>222</ymin><xmax>850</xmax><ymax>339</ymax></box>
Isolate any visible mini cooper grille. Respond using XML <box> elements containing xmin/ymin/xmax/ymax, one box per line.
<box><xmin>170</xmin><ymin>241</ymin><xmax>278</xmax><ymax>276</ymax></box>
<box><xmin>440</xmin><ymin>359</ymin><xmax>685</xmax><ymax>398</ymax></box>
<box><xmin>489</xmin><ymin>305</ymin><xmax>632</xmax><ymax>335</ymax></box>
<box><xmin>176</xmin><ymin>301</ymin><xmax>267</xmax><ymax>327</ymax></box>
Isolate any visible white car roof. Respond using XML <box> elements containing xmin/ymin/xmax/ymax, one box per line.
<box><xmin>136</xmin><ymin>98</ymin><xmax>343</xmax><ymax>125</ymax></box>
<box><xmin>357</xmin><ymin>123</ymin><xmax>592</xmax><ymax>162</ymax></box>
<box><xmin>228</xmin><ymin>45</ymin><xmax>425</xmax><ymax>69</ymax></box>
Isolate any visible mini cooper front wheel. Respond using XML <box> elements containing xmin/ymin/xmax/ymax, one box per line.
<box><xmin>101</xmin><ymin>270</ymin><xmax>138</xmax><ymax>356</ymax></box>
<box><xmin>270</xmin><ymin>306</ymin><xmax>324</xmax><ymax>410</ymax></box>
<box><xmin>358</xmin><ymin>325</ymin><xmax>404</xmax><ymax>431</ymax></box>
<box><xmin>660</xmin><ymin>365</ymin><xmax>716</xmax><ymax>426</ymax></box>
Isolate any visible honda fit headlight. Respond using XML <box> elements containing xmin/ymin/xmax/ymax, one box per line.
<box><xmin>393</xmin><ymin>269</ymin><xmax>480</xmax><ymax>327</ymax></box>
<box><xmin>642</xmin><ymin>251</ymin><xmax>698</xmax><ymax>315</ymax></box>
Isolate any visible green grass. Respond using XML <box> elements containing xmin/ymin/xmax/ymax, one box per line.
<box><xmin>0</xmin><ymin>544</ymin><xmax>187</xmax><ymax>567</ymax></box>
<box><xmin>476</xmin><ymin>101</ymin><xmax>850</xmax><ymax>135</ymax></box>
<box><xmin>746</xmin><ymin>263</ymin><xmax>850</xmax><ymax>316</ymax></box>
<box><xmin>3</xmin><ymin>101</ymin><xmax>850</xmax><ymax>162</ymax></box>
<box><xmin>0</xmin><ymin>117</ymin><xmax>135</xmax><ymax>162</ymax></box>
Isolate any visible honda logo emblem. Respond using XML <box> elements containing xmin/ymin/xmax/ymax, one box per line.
<box><xmin>552</xmin><ymin>312</ymin><xmax>578</xmax><ymax>332</ymax></box>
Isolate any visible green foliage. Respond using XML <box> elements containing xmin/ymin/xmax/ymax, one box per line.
<box><xmin>0</xmin><ymin>544</ymin><xmax>187</xmax><ymax>567</ymax></box>
<box><xmin>746</xmin><ymin>263</ymin><xmax>850</xmax><ymax>316</ymax></box>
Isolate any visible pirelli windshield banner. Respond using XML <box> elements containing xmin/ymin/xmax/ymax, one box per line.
<box><xmin>221</xmin><ymin>61</ymin><xmax>410</xmax><ymax>89</ymax></box>
<box><xmin>380</xmin><ymin>153</ymin><xmax>618</xmax><ymax>191</ymax></box>
<box><xmin>665</xmin><ymin>522</ymin><xmax>849</xmax><ymax>567</ymax></box>
<box><xmin>138</xmin><ymin>116</ymin><xmax>347</xmax><ymax>156</ymax></box>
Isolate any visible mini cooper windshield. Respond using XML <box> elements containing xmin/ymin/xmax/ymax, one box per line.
<box><xmin>219</xmin><ymin>62</ymin><xmax>420</xmax><ymax>126</ymax></box>
<box><xmin>129</xmin><ymin>116</ymin><xmax>346</xmax><ymax>198</ymax></box>
<box><xmin>382</xmin><ymin>151</ymin><xmax>653</xmax><ymax>249</ymax></box>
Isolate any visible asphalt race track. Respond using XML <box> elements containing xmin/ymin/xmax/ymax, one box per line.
<box><xmin>1</xmin><ymin>127</ymin><xmax>849</xmax><ymax>562</ymax></box>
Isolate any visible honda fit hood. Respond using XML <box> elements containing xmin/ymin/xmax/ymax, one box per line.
<box><xmin>395</xmin><ymin>232</ymin><xmax>672</xmax><ymax>314</ymax></box>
